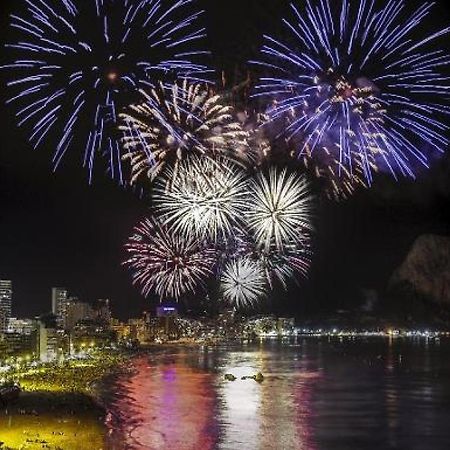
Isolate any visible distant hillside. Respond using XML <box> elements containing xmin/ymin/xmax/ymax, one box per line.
<box><xmin>388</xmin><ymin>235</ymin><xmax>450</xmax><ymax>323</ymax></box>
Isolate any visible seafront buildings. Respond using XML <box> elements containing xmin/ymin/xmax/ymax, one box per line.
<box><xmin>0</xmin><ymin>285</ymin><xmax>115</xmax><ymax>364</ymax></box>
<box><xmin>0</xmin><ymin>280</ymin><xmax>300</xmax><ymax>364</ymax></box>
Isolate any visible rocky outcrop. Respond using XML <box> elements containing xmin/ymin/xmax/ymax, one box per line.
<box><xmin>389</xmin><ymin>235</ymin><xmax>450</xmax><ymax>311</ymax></box>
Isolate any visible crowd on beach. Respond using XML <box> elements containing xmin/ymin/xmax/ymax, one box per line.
<box><xmin>2</xmin><ymin>351</ymin><xmax>126</xmax><ymax>394</ymax></box>
<box><xmin>0</xmin><ymin>351</ymin><xmax>126</xmax><ymax>450</ymax></box>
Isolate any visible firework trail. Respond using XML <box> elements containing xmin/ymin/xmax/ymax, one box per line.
<box><xmin>257</xmin><ymin>242</ymin><xmax>311</xmax><ymax>289</ymax></box>
<box><xmin>253</xmin><ymin>0</ymin><xmax>450</xmax><ymax>198</ymax></box>
<box><xmin>124</xmin><ymin>217</ymin><xmax>216</xmax><ymax>300</ymax></box>
<box><xmin>299</xmin><ymin>144</ymin><xmax>371</xmax><ymax>201</ymax></box>
<box><xmin>3</xmin><ymin>0</ymin><xmax>208</xmax><ymax>182</ymax></box>
<box><xmin>120</xmin><ymin>80</ymin><xmax>249</xmax><ymax>184</ymax></box>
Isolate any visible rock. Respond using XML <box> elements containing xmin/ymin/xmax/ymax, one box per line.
<box><xmin>389</xmin><ymin>234</ymin><xmax>450</xmax><ymax>306</ymax></box>
<box><xmin>254</xmin><ymin>372</ymin><xmax>264</xmax><ymax>383</ymax></box>
<box><xmin>241</xmin><ymin>373</ymin><xmax>264</xmax><ymax>382</ymax></box>
<box><xmin>224</xmin><ymin>374</ymin><xmax>236</xmax><ymax>381</ymax></box>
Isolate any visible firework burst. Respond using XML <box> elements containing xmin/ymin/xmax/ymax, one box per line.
<box><xmin>120</xmin><ymin>80</ymin><xmax>249</xmax><ymax>184</ymax></box>
<box><xmin>220</xmin><ymin>257</ymin><xmax>267</xmax><ymax>308</ymax></box>
<box><xmin>253</xmin><ymin>0</ymin><xmax>450</xmax><ymax>197</ymax></box>
<box><xmin>246</xmin><ymin>167</ymin><xmax>313</xmax><ymax>252</ymax></box>
<box><xmin>124</xmin><ymin>217</ymin><xmax>215</xmax><ymax>300</ymax></box>
<box><xmin>3</xmin><ymin>0</ymin><xmax>208</xmax><ymax>182</ymax></box>
<box><xmin>215</xmin><ymin>231</ymin><xmax>311</xmax><ymax>289</ymax></box>
<box><xmin>153</xmin><ymin>156</ymin><xmax>249</xmax><ymax>242</ymax></box>
<box><xmin>257</xmin><ymin>242</ymin><xmax>311</xmax><ymax>289</ymax></box>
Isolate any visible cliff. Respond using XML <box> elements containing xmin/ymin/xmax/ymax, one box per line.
<box><xmin>388</xmin><ymin>235</ymin><xmax>450</xmax><ymax>322</ymax></box>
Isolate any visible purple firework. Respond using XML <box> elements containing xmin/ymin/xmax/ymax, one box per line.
<box><xmin>253</xmin><ymin>0</ymin><xmax>450</xmax><ymax>198</ymax></box>
<box><xmin>2</xmin><ymin>0</ymin><xmax>209</xmax><ymax>183</ymax></box>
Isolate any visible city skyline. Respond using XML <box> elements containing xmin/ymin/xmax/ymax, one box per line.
<box><xmin>2</xmin><ymin>281</ymin><xmax>117</xmax><ymax>322</ymax></box>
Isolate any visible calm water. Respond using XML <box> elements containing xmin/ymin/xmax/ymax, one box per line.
<box><xmin>104</xmin><ymin>338</ymin><xmax>450</xmax><ymax>450</ymax></box>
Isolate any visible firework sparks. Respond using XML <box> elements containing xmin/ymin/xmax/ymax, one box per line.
<box><xmin>246</xmin><ymin>167</ymin><xmax>313</xmax><ymax>252</ymax></box>
<box><xmin>220</xmin><ymin>257</ymin><xmax>267</xmax><ymax>308</ymax></box>
<box><xmin>120</xmin><ymin>80</ymin><xmax>249</xmax><ymax>184</ymax></box>
<box><xmin>298</xmin><ymin>144</ymin><xmax>372</xmax><ymax>201</ymax></box>
<box><xmin>216</xmin><ymin>231</ymin><xmax>311</xmax><ymax>289</ymax></box>
<box><xmin>124</xmin><ymin>217</ymin><xmax>215</xmax><ymax>300</ymax></box>
<box><xmin>153</xmin><ymin>156</ymin><xmax>249</xmax><ymax>242</ymax></box>
<box><xmin>257</xmin><ymin>242</ymin><xmax>311</xmax><ymax>289</ymax></box>
<box><xmin>253</xmin><ymin>0</ymin><xmax>450</xmax><ymax>197</ymax></box>
<box><xmin>3</xmin><ymin>0</ymin><xmax>208</xmax><ymax>182</ymax></box>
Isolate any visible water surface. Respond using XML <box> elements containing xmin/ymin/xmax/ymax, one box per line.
<box><xmin>105</xmin><ymin>338</ymin><xmax>450</xmax><ymax>450</ymax></box>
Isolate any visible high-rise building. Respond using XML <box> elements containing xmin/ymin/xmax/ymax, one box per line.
<box><xmin>66</xmin><ymin>299</ymin><xmax>95</xmax><ymax>331</ymax></box>
<box><xmin>36</xmin><ymin>320</ymin><xmax>61</xmax><ymax>362</ymax></box>
<box><xmin>7</xmin><ymin>318</ymin><xmax>34</xmax><ymax>335</ymax></box>
<box><xmin>51</xmin><ymin>287</ymin><xmax>70</xmax><ymax>329</ymax></box>
<box><xmin>0</xmin><ymin>280</ymin><xmax>13</xmax><ymax>333</ymax></box>
<box><xmin>95</xmin><ymin>299</ymin><xmax>112</xmax><ymax>325</ymax></box>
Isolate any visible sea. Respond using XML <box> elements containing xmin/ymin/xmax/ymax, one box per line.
<box><xmin>103</xmin><ymin>337</ymin><xmax>450</xmax><ymax>450</ymax></box>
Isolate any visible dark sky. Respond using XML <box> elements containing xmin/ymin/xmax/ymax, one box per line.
<box><xmin>0</xmin><ymin>0</ymin><xmax>449</xmax><ymax>320</ymax></box>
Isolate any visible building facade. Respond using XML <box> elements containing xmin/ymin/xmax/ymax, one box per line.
<box><xmin>66</xmin><ymin>299</ymin><xmax>95</xmax><ymax>331</ymax></box>
<box><xmin>36</xmin><ymin>320</ymin><xmax>61</xmax><ymax>362</ymax></box>
<box><xmin>0</xmin><ymin>280</ymin><xmax>13</xmax><ymax>333</ymax></box>
<box><xmin>95</xmin><ymin>299</ymin><xmax>112</xmax><ymax>325</ymax></box>
<box><xmin>7</xmin><ymin>318</ymin><xmax>34</xmax><ymax>335</ymax></box>
<box><xmin>51</xmin><ymin>287</ymin><xmax>70</xmax><ymax>329</ymax></box>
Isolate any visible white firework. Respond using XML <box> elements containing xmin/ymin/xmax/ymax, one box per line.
<box><xmin>153</xmin><ymin>156</ymin><xmax>249</xmax><ymax>242</ymax></box>
<box><xmin>120</xmin><ymin>80</ymin><xmax>249</xmax><ymax>184</ymax></box>
<box><xmin>217</xmin><ymin>231</ymin><xmax>311</xmax><ymax>289</ymax></box>
<box><xmin>221</xmin><ymin>257</ymin><xmax>267</xmax><ymax>308</ymax></box>
<box><xmin>246</xmin><ymin>168</ymin><xmax>313</xmax><ymax>252</ymax></box>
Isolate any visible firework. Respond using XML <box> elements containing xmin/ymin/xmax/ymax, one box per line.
<box><xmin>253</xmin><ymin>0</ymin><xmax>450</xmax><ymax>196</ymax></box>
<box><xmin>298</xmin><ymin>144</ymin><xmax>372</xmax><ymax>201</ymax></box>
<box><xmin>3</xmin><ymin>0</ymin><xmax>208</xmax><ymax>182</ymax></box>
<box><xmin>153</xmin><ymin>156</ymin><xmax>249</xmax><ymax>242</ymax></box>
<box><xmin>236</xmin><ymin>110</ymin><xmax>272</xmax><ymax>167</ymax></box>
<box><xmin>124</xmin><ymin>217</ymin><xmax>215</xmax><ymax>300</ymax></box>
<box><xmin>246</xmin><ymin>167</ymin><xmax>313</xmax><ymax>252</ymax></box>
<box><xmin>257</xmin><ymin>242</ymin><xmax>311</xmax><ymax>289</ymax></box>
<box><xmin>120</xmin><ymin>80</ymin><xmax>249</xmax><ymax>184</ymax></box>
<box><xmin>215</xmin><ymin>231</ymin><xmax>311</xmax><ymax>289</ymax></box>
<box><xmin>220</xmin><ymin>257</ymin><xmax>267</xmax><ymax>308</ymax></box>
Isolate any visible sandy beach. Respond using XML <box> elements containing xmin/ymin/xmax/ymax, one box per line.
<box><xmin>0</xmin><ymin>352</ymin><xmax>129</xmax><ymax>450</ymax></box>
<box><xmin>0</xmin><ymin>391</ymin><xmax>105</xmax><ymax>450</ymax></box>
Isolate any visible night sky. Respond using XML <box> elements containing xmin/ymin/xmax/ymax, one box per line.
<box><xmin>0</xmin><ymin>0</ymin><xmax>449</xmax><ymax>320</ymax></box>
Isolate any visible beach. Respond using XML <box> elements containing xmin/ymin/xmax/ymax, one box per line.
<box><xmin>0</xmin><ymin>391</ymin><xmax>105</xmax><ymax>450</ymax></box>
<box><xmin>0</xmin><ymin>351</ymin><xmax>128</xmax><ymax>450</ymax></box>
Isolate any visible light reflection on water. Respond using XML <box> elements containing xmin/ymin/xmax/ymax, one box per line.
<box><xmin>105</xmin><ymin>338</ymin><xmax>450</xmax><ymax>450</ymax></box>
